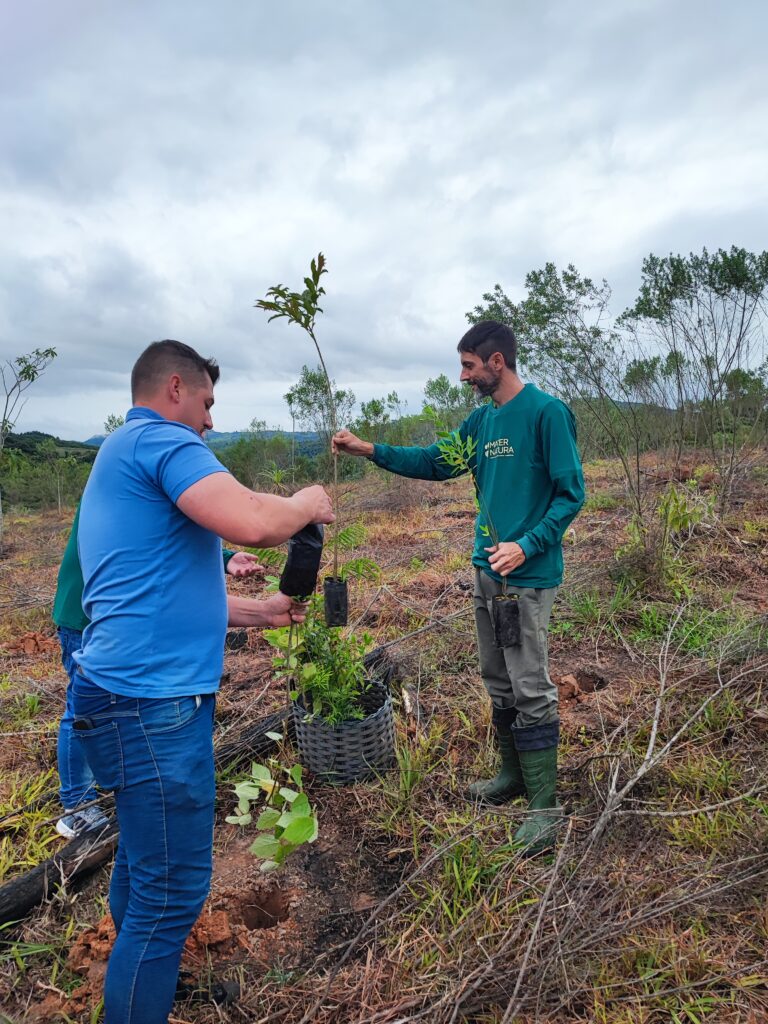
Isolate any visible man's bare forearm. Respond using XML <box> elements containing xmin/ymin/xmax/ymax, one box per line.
<box><xmin>243</xmin><ymin>491</ymin><xmax>319</xmax><ymax>546</ymax></box>
<box><xmin>227</xmin><ymin>594</ymin><xmax>306</xmax><ymax>628</ymax></box>
<box><xmin>176</xmin><ymin>474</ymin><xmax>333</xmax><ymax>547</ymax></box>
<box><xmin>227</xmin><ymin>595</ymin><xmax>273</xmax><ymax>627</ymax></box>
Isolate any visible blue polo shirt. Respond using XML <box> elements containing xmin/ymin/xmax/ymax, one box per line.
<box><xmin>75</xmin><ymin>407</ymin><xmax>229</xmax><ymax>698</ymax></box>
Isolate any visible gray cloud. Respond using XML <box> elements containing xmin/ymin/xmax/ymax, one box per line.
<box><xmin>1</xmin><ymin>0</ymin><xmax>766</xmax><ymax>439</ymax></box>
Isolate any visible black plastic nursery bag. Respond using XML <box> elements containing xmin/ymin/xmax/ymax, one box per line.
<box><xmin>279</xmin><ymin>523</ymin><xmax>324</xmax><ymax>598</ymax></box>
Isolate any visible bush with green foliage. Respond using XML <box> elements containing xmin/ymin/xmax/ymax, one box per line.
<box><xmin>265</xmin><ymin>597</ymin><xmax>373</xmax><ymax>725</ymax></box>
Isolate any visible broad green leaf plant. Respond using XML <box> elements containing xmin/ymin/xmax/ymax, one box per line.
<box><xmin>226</xmin><ymin>750</ymin><xmax>318</xmax><ymax>872</ymax></box>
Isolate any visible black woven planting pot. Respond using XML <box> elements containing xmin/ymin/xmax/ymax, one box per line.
<box><xmin>492</xmin><ymin>594</ymin><xmax>521</xmax><ymax>648</ymax></box>
<box><xmin>292</xmin><ymin>679</ymin><xmax>395</xmax><ymax>785</ymax></box>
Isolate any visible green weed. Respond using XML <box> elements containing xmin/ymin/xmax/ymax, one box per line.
<box><xmin>691</xmin><ymin>690</ymin><xmax>744</xmax><ymax>736</ymax></box>
<box><xmin>665</xmin><ymin>805</ymin><xmax>750</xmax><ymax>855</ymax></box>
<box><xmin>666</xmin><ymin>749</ymin><xmax>739</xmax><ymax>800</ymax></box>
<box><xmin>584</xmin><ymin>492</ymin><xmax>620</xmax><ymax>512</ymax></box>
<box><xmin>549</xmin><ymin>618</ymin><xmax>584</xmax><ymax>642</ymax></box>
<box><xmin>0</xmin><ymin>768</ymin><xmax>61</xmax><ymax>880</ymax></box>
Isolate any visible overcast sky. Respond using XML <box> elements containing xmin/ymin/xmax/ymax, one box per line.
<box><xmin>1</xmin><ymin>0</ymin><xmax>767</xmax><ymax>440</ymax></box>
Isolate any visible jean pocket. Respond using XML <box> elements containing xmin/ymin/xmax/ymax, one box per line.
<box><xmin>75</xmin><ymin>721</ymin><xmax>124</xmax><ymax>792</ymax></box>
<box><xmin>141</xmin><ymin>695</ymin><xmax>203</xmax><ymax>735</ymax></box>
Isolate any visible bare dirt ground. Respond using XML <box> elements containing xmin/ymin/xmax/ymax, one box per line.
<box><xmin>1</xmin><ymin>459</ymin><xmax>767</xmax><ymax>1023</ymax></box>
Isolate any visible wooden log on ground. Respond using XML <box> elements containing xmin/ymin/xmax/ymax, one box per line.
<box><xmin>0</xmin><ymin>704</ymin><xmax>293</xmax><ymax>929</ymax></box>
<box><xmin>0</xmin><ymin>820</ymin><xmax>119</xmax><ymax>927</ymax></box>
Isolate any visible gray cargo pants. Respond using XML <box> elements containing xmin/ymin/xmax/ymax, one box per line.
<box><xmin>473</xmin><ymin>569</ymin><xmax>558</xmax><ymax>728</ymax></box>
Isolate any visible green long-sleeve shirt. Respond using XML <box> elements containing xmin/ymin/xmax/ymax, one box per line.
<box><xmin>52</xmin><ymin>502</ymin><xmax>236</xmax><ymax>632</ymax></box>
<box><xmin>372</xmin><ymin>384</ymin><xmax>585</xmax><ymax>588</ymax></box>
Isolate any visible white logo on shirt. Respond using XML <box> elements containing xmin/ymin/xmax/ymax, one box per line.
<box><xmin>484</xmin><ymin>437</ymin><xmax>515</xmax><ymax>459</ymax></box>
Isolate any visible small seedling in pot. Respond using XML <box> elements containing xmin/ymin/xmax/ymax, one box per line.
<box><xmin>265</xmin><ymin>595</ymin><xmax>373</xmax><ymax>725</ymax></box>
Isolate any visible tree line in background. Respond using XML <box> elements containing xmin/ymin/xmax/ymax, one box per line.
<box><xmin>1</xmin><ymin>246</ymin><xmax>766</xmax><ymax>532</ymax></box>
<box><xmin>469</xmin><ymin>246</ymin><xmax>768</xmax><ymax>520</ymax></box>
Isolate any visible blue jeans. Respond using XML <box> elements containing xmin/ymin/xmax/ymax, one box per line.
<box><xmin>72</xmin><ymin>674</ymin><xmax>216</xmax><ymax>1024</ymax></box>
<box><xmin>57</xmin><ymin>627</ymin><xmax>99</xmax><ymax>809</ymax></box>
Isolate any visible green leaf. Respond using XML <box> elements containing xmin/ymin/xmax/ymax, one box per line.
<box><xmin>250</xmin><ymin>763</ymin><xmax>272</xmax><ymax>781</ymax></box>
<box><xmin>225</xmin><ymin>813</ymin><xmax>252</xmax><ymax>826</ymax></box>
<box><xmin>259</xmin><ymin>860</ymin><xmax>280</xmax><ymax>873</ymax></box>
<box><xmin>279</xmin><ymin>787</ymin><xmax>299</xmax><ymax>802</ymax></box>
<box><xmin>307</xmin><ymin>815</ymin><xmax>319</xmax><ymax>842</ymax></box>
<box><xmin>233</xmin><ymin>782</ymin><xmax>264</xmax><ymax>801</ymax></box>
<box><xmin>256</xmin><ymin>809</ymin><xmax>281</xmax><ymax>829</ymax></box>
<box><xmin>291</xmin><ymin>792</ymin><xmax>309</xmax><ymax>815</ymax></box>
<box><xmin>265</xmin><ymin>731</ymin><xmax>283</xmax><ymax>742</ymax></box>
<box><xmin>289</xmin><ymin>765</ymin><xmax>304</xmax><ymax>787</ymax></box>
<box><xmin>282</xmin><ymin>816</ymin><xmax>317</xmax><ymax>845</ymax></box>
<box><xmin>249</xmin><ymin>835</ymin><xmax>281</xmax><ymax>859</ymax></box>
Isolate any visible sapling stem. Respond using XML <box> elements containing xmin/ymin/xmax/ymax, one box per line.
<box><xmin>255</xmin><ymin>254</ymin><xmax>342</xmax><ymax>579</ymax></box>
<box><xmin>307</xmin><ymin>324</ymin><xmax>340</xmax><ymax>577</ymax></box>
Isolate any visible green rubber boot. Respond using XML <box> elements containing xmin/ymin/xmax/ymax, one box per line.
<box><xmin>513</xmin><ymin>720</ymin><xmax>563</xmax><ymax>855</ymax></box>
<box><xmin>467</xmin><ymin>706</ymin><xmax>526</xmax><ymax>805</ymax></box>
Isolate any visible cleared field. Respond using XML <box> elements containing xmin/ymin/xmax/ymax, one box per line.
<box><xmin>1</xmin><ymin>461</ymin><xmax>767</xmax><ymax>1024</ymax></box>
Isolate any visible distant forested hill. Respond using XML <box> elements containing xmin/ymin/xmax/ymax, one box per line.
<box><xmin>82</xmin><ymin>429</ymin><xmax>322</xmax><ymax>456</ymax></box>
<box><xmin>5</xmin><ymin>431</ymin><xmax>97</xmax><ymax>460</ymax></box>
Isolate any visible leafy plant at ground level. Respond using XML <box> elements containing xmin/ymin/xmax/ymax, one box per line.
<box><xmin>628</xmin><ymin>602</ymin><xmax>764</xmax><ymax>659</ymax></box>
<box><xmin>226</xmin><ymin>755</ymin><xmax>318</xmax><ymax>872</ymax></box>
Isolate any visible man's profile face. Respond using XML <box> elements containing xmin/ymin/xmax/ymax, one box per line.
<box><xmin>176</xmin><ymin>373</ymin><xmax>215</xmax><ymax>437</ymax></box>
<box><xmin>459</xmin><ymin>352</ymin><xmax>502</xmax><ymax>398</ymax></box>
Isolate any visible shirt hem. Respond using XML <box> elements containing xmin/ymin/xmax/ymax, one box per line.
<box><xmin>75</xmin><ymin>667</ymin><xmax>222</xmax><ymax>698</ymax></box>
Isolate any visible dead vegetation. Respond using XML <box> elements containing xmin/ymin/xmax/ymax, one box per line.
<box><xmin>0</xmin><ymin>458</ymin><xmax>767</xmax><ymax>1023</ymax></box>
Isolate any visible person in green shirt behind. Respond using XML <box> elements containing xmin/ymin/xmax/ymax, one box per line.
<box><xmin>52</xmin><ymin>503</ymin><xmax>262</xmax><ymax>838</ymax></box>
<box><xmin>333</xmin><ymin>320</ymin><xmax>585</xmax><ymax>855</ymax></box>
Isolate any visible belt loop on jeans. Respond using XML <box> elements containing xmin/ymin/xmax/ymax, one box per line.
<box><xmin>195</xmin><ymin>695</ymin><xmax>202</xmax><ymax>709</ymax></box>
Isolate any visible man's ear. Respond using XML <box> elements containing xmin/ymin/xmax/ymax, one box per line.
<box><xmin>489</xmin><ymin>352</ymin><xmax>505</xmax><ymax>371</ymax></box>
<box><xmin>167</xmin><ymin>373</ymin><xmax>183</xmax><ymax>404</ymax></box>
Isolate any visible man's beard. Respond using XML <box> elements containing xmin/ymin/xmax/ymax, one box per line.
<box><xmin>471</xmin><ymin>369</ymin><xmax>501</xmax><ymax>398</ymax></box>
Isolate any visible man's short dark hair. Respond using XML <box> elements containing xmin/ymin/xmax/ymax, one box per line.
<box><xmin>131</xmin><ymin>340</ymin><xmax>220</xmax><ymax>401</ymax></box>
<box><xmin>457</xmin><ymin>321</ymin><xmax>517</xmax><ymax>371</ymax></box>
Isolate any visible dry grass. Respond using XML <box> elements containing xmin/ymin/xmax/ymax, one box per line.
<box><xmin>1</xmin><ymin>458</ymin><xmax>767</xmax><ymax>1023</ymax></box>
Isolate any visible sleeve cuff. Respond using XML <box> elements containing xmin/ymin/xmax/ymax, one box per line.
<box><xmin>222</xmin><ymin>549</ymin><xmax>235</xmax><ymax>570</ymax></box>
<box><xmin>516</xmin><ymin>535</ymin><xmax>537</xmax><ymax>560</ymax></box>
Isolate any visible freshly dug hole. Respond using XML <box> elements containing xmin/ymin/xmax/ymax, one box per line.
<box><xmin>239</xmin><ymin>885</ymin><xmax>291</xmax><ymax>930</ymax></box>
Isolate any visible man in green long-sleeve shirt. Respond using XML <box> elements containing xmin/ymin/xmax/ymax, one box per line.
<box><xmin>333</xmin><ymin>321</ymin><xmax>585</xmax><ymax>854</ymax></box>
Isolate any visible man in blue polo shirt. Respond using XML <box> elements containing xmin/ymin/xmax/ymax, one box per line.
<box><xmin>73</xmin><ymin>339</ymin><xmax>334</xmax><ymax>1024</ymax></box>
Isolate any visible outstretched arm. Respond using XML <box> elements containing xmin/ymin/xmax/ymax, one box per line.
<box><xmin>332</xmin><ymin>428</ymin><xmax>467</xmax><ymax>482</ymax></box>
<box><xmin>177</xmin><ymin>474</ymin><xmax>334</xmax><ymax>547</ymax></box>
